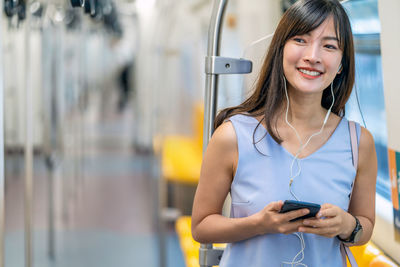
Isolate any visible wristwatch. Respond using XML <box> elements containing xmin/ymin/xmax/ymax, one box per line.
<box><xmin>337</xmin><ymin>215</ymin><xmax>363</xmax><ymax>243</ymax></box>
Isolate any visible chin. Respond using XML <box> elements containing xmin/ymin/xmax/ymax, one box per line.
<box><xmin>291</xmin><ymin>83</ymin><xmax>325</xmax><ymax>94</ymax></box>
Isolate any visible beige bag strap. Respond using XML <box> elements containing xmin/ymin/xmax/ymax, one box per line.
<box><xmin>348</xmin><ymin>120</ymin><xmax>358</xmax><ymax>203</ymax></box>
<box><xmin>349</xmin><ymin>121</ymin><xmax>358</xmax><ymax>169</ymax></box>
<box><xmin>341</xmin><ymin>243</ymin><xmax>358</xmax><ymax>267</ymax></box>
<box><xmin>340</xmin><ymin>120</ymin><xmax>359</xmax><ymax>267</ymax></box>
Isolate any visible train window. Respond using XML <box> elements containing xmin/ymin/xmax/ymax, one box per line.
<box><xmin>342</xmin><ymin>0</ymin><xmax>391</xmax><ymax>200</ymax></box>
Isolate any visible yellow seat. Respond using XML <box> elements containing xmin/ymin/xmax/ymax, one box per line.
<box><xmin>176</xmin><ymin>216</ymin><xmax>226</xmax><ymax>267</ymax></box>
<box><xmin>192</xmin><ymin>103</ymin><xmax>204</xmax><ymax>149</ymax></box>
<box><xmin>176</xmin><ymin>216</ymin><xmax>200</xmax><ymax>267</ymax></box>
<box><xmin>160</xmin><ymin>102</ymin><xmax>204</xmax><ymax>185</ymax></box>
<box><xmin>348</xmin><ymin>242</ymin><xmax>380</xmax><ymax>266</ymax></box>
<box><xmin>363</xmin><ymin>243</ymin><xmax>384</xmax><ymax>265</ymax></box>
<box><xmin>349</xmin><ymin>243</ymin><xmax>368</xmax><ymax>259</ymax></box>
<box><xmin>370</xmin><ymin>255</ymin><xmax>399</xmax><ymax>267</ymax></box>
<box><xmin>346</xmin><ymin>242</ymin><xmax>399</xmax><ymax>267</ymax></box>
<box><xmin>161</xmin><ymin>136</ymin><xmax>202</xmax><ymax>185</ymax></box>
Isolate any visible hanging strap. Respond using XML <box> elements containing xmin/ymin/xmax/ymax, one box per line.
<box><xmin>349</xmin><ymin>121</ymin><xmax>359</xmax><ymax>169</ymax></box>
<box><xmin>348</xmin><ymin>120</ymin><xmax>358</xmax><ymax>204</ymax></box>
<box><xmin>340</xmin><ymin>120</ymin><xmax>359</xmax><ymax>267</ymax></box>
<box><xmin>341</xmin><ymin>243</ymin><xmax>358</xmax><ymax>267</ymax></box>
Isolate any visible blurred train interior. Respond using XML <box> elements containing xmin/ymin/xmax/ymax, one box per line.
<box><xmin>0</xmin><ymin>0</ymin><xmax>400</xmax><ymax>266</ymax></box>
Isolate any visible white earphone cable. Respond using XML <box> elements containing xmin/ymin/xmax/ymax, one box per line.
<box><xmin>281</xmin><ymin>233</ymin><xmax>307</xmax><ymax>267</ymax></box>
<box><xmin>281</xmin><ymin>76</ymin><xmax>335</xmax><ymax>267</ymax></box>
<box><xmin>283</xmin><ymin>77</ymin><xmax>335</xmax><ymax>200</ymax></box>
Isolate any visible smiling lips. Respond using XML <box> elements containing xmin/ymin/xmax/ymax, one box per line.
<box><xmin>297</xmin><ymin>67</ymin><xmax>323</xmax><ymax>79</ymax></box>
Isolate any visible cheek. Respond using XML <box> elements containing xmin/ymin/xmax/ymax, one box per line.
<box><xmin>325</xmin><ymin>53</ymin><xmax>343</xmax><ymax>73</ymax></box>
<box><xmin>283</xmin><ymin>45</ymin><xmax>298</xmax><ymax>65</ymax></box>
<box><xmin>326</xmin><ymin>61</ymin><xmax>341</xmax><ymax>77</ymax></box>
<box><xmin>283</xmin><ymin>45</ymin><xmax>299</xmax><ymax>75</ymax></box>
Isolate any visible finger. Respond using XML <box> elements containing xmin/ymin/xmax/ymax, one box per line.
<box><xmin>283</xmin><ymin>208</ymin><xmax>310</xmax><ymax>222</ymax></box>
<box><xmin>285</xmin><ymin>222</ymin><xmax>300</xmax><ymax>234</ymax></box>
<box><xmin>321</xmin><ymin>203</ymin><xmax>333</xmax><ymax>210</ymax></box>
<box><xmin>303</xmin><ymin>218</ymin><xmax>333</xmax><ymax>228</ymax></box>
<box><xmin>318</xmin><ymin>203</ymin><xmax>337</xmax><ymax>216</ymax></box>
<box><xmin>267</xmin><ymin>200</ymin><xmax>284</xmax><ymax>212</ymax></box>
<box><xmin>298</xmin><ymin>226</ymin><xmax>332</xmax><ymax>236</ymax></box>
<box><xmin>317</xmin><ymin>207</ymin><xmax>339</xmax><ymax>218</ymax></box>
<box><xmin>278</xmin><ymin>220</ymin><xmax>304</xmax><ymax>235</ymax></box>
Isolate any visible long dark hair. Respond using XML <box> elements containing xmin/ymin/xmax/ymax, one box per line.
<box><xmin>214</xmin><ymin>0</ymin><xmax>355</xmax><ymax>144</ymax></box>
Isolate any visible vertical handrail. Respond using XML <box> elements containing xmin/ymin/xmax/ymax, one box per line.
<box><xmin>0</xmin><ymin>0</ymin><xmax>5</xmax><ymax>266</ymax></box>
<box><xmin>201</xmin><ymin>0</ymin><xmax>228</xmax><ymax>266</ymax></box>
<box><xmin>203</xmin><ymin>0</ymin><xmax>228</xmax><ymax>150</ymax></box>
<box><xmin>24</xmin><ymin>1</ymin><xmax>33</xmax><ymax>266</ymax></box>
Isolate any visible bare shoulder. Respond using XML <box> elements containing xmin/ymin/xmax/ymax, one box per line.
<box><xmin>202</xmin><ymin>120</ymin><xmax>239</xmax><ymax>177</ymax></box>
<box><xmin>359</xmin><ymin>126</ymin><xmax>375</xmax><ymax>152</ymax></box>
<box><xmin>209</xmin><ymin>120</ymin><xmax>238</xmax><ymax>151</ymax></box>
<box><xmin>357</xmin><ymin>126</ymin><xmax>377</xmax><ymax>174</ymax></box>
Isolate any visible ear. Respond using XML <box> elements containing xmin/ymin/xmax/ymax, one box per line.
<box><xmin>337</xmin><ymin>64</ymin><xmax>342</xmax><ymax>74</ymax></box>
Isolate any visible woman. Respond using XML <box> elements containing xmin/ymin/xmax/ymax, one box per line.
<box><xmin>191</xmin><ymin>0</ymin><xmax>377</xmax><ymax>266</ymax></box>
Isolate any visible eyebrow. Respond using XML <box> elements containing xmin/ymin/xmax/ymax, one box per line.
<box><xmin>303</xmin><ymin>33</ymin><xmax>339</xmax><ymax>42</ymax></box>
<box><xmin>322</xmin><ymin>36</ymin><xmax>339</xmax><ymax>42</ymax></box>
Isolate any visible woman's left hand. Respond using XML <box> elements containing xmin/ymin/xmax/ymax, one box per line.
<box><xmin>298</xmin><ymin>203</ymin><xmax>356</xmax><ymax>239</ymax></box>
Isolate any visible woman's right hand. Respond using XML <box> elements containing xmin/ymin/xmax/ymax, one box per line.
<box><xmin>253</xmin><ymin>200</ymin><xmax>310</xmax><ymax>235</ymax></box>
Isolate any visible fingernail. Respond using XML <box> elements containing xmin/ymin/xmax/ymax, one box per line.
<box><xmin>299</xmin><ymin>228</ymin><xmax>305</xmax><ymax>232</ymax></box>
<box><xmin>317</xmin><ymin>212</ymin><xmax>322</xmax><ymax>218</ymax></box>
<box><xmin>303</xmin><ymin>209</ymin><xmax>309</xmax><ymax>215</ymax></box>
<box><xmin>303</xmin><ymin>220</ymin><xmax>309</xmax><ymax>225</ymax></box>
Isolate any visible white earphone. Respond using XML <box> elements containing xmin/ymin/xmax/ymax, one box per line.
<box><xmin>281</xmin><ymin>76</ymin><xmax>336</xmax><ymax>267</ymax></box>
<box><xmin>284</xmin><ymin>77</ymin><xmax>335</xmax><ymax>198</ymax></box>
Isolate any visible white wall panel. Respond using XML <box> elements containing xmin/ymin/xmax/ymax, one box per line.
<box><xmin>3</xmin><ymin>27</ymin><xmax>43</xmax><ymax>149</ymax></box>
<box><xmin>378</xmin><ymin>0</ymin><xmax>400</xmax><ymax>151</ymax></box>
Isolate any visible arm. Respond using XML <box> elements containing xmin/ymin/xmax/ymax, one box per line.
<box><xmin>343</xmin><ymin>126</ymin><xmax>377</xmax><ymax>245</ymax></box>
<box><xmin>299</xmin><ymin>127</ymin><xmax>377</xmax><ymax>246</ymax></box>
<box><xmin>191</xmin><ymin>121</ymin><xmax>310</xmax><ymax>244</ymax></box>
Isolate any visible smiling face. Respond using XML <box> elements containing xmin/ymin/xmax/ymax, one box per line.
<box><xmin>283</xmin><ymin>16</ymin><xmax>343</xmax><ymax>96</ymax></box>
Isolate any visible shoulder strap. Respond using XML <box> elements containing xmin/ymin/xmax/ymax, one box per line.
<box><xmin>348</xmin><ymin>120</ymin><xmax>358</xmax><ymax>203</ymax></box>
<box><xmin>349</xmin><ymin>121</ymin><xmax>358</xmax><ymax>169</ymax></box>
<box><xmin>340</xmin><ymin>120</ymin><xmax>359</xmax><ymax>267</ymax></box>
<box><xmin>341</xmin><ymin>244</ymin><xmax>358</xmax><ymax>267</ymax></box>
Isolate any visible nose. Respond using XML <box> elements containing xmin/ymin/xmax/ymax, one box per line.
<box><xmin>303</xmin><ymin>43</ymin><xmax>321</xmax><ymax>64</ymax></box>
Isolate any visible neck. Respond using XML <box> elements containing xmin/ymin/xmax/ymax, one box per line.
<box><xmin>282</xmin><ymin>89</ymin><xmax>327</xmax><ymax>129</ymax></box>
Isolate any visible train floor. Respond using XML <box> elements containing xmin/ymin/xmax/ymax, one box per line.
<box><xmin>4</xmin><ymin>87</ymin><xmax>185</xmax><ymax>267</ymax></box>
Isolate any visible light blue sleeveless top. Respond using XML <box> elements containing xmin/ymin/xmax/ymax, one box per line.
<box><xmin>219</xmin><ymin>114</ymin><xmax>361</xmax><ymax>267</ymax></box>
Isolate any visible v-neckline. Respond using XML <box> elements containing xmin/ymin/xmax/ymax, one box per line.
<box><xmin>247</xmin><ymin>115</ymin><xmax>344</xmax><ymax>160</ymax></box>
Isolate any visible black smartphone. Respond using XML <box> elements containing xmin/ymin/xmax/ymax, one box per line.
<box><xmin>279</xmin><ymin>200</ymin><xmax>321</xmax><ymax>221</ymax></box>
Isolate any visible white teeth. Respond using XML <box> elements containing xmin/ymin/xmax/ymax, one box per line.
<box><xmin>298</xmin><ymin>68</ymin><xmax>321</xmax><ymax>76</ymax></box>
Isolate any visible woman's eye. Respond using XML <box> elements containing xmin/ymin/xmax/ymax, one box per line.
<box><xmin>325</xmin><ymin>44</ymin><xmax>338</xmax><ymax>50</ymax></box>
<box><xmin>293</xmin><ymin>38</ymin><xmax>305</xmax><ymax>43</ymax></box>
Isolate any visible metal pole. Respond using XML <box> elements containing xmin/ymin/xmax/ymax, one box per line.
<box><xmin>202</xmin><ymin>0</ymin><xmax>228</xmax><ymax>151</ymax></box>
<box><xmin>47</xmin><ymin>29</ymin><xmax>56</xmax><ymax>263</ymax></box>
<box><xmin>24</xmin><ymin>1</ymin><xmax>33</xmax><ymax>266</ymax></box>
<box><xmin>158</xmin><ymin>167</ymin><xmax>167</xmax><ymax>267</ymax></box>
<box><xmin>201</xmin><ymin>0</ymin><xmax>228</xmax><ymax>266</ymax></box>
<box><xmin>47</xmin><ymin>159</ymin><xmax>55</xmax><ymax>260</ymax></box>
<box><xmin>0</xmin><ymin>0</ymin><xmax>6</xmax><ymax>265</ymax></box>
